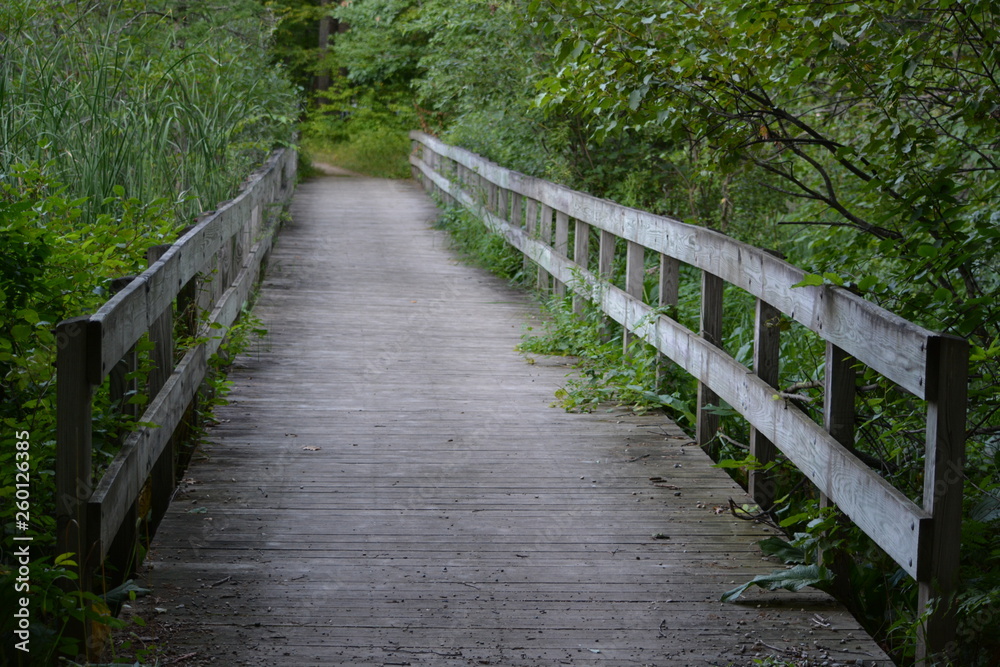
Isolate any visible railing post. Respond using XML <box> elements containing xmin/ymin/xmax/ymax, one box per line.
<box><xmin>441</xmin><ymin>156</ymin><xmax>452</xmax><ymax>205</ymax></box>
<box><xmin>410</xmin><ymin>139</ymin><xmax>418</xmax><ymax>181</ymax></box>
<box><xmin>918</xmin><ymin>335</ymin><xmax>968</xmax><ymax>663</ymax></box>
<box><xmin>537</xmin><ymin>202</ymin><xmax>552</xmax><ymax>292</ymax></box>
<box><xmin>573</xmin><ymin>218</ymin><xmax>590</xmax><ymax>316</ymax></box>
<box><xmin>55</xmin><ymin>316</ymin><xmax>97</xmax><ymax>603</ymax></box>
<box><xmin>598</xmin><ymin>230</ymin><xmax>616</xmax><ymax>342</ymax></box>
<box><xmin>513</xmin><ymin>191</ymin><xmax>523</xmax><ymax>227</ymax></box>
<box><xmin>431</xmin><ymin>150</ymin><xmax>441</xmax><ymax>198</ymax></box>
<box><xmin>102</xmin><ymin>276</ymin><xmax>139</xmax><ymax>583</ymax></box>
<box><xmin>696</xmin><ymin>271</ymin><xmax>723</xmax><ymax>447</ymax></box>
<box><xmin>819</xmin><ymin>341</ymin><xmax>858</xmax><ymax>601</ymax></box>
<box><xmin>624</xmin><ymin>241</ymin><xmax>644</xmax><ymax>352</ymax></box>
<box><xmin>523</xmin><ymin>197</ymin><xmax>538</xmax><ymax>285</ymax></box>
<box><xmin>823</xmin><ymin>343</ymin><xmax>856</xmax><ymax>452</ymax></box>
<box><xmin>553</xmin><ymin>209</ymin><xmax>569</xmax><ymax>298</ymax></box>
<box><xmin>147</xmin><ymin>244</ymin><xmax>176</xmax><ymax>529</ymax></box>
<box><xmin>749</xmin><ymin>298</ymin><xmax>781</xmax><ymax>508</ymax></box>
<box><xmin>656</xmin><ymin>255</ymin><xmax>680</xmax><ymax>390</ymax></box>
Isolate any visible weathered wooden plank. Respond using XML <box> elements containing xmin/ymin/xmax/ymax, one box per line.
<box><xmin>147</xmin><ymin>244</ymin><xmax>176</xmax><ymax>531</ymax></box>
<box><xmin>659</xmin><ymin>254</ymin><xmax>679</xmax><ymax>309</ymax></box>
<box><xmin>824</xmin><ymin>343</ymin><xmax>857</xmax><ymax>450</ymax></box>
<box><xmin>538</xmin><ymin>201</ymin><xmax>552</xmax><ymax>291</ymax></box>
<box><xmin>90</xmin><ymin>227</ymin><xmax>277</xmax><ymax>557</ymax></box>
<box><xmin>656</xmin><ymin>254</ymin><xmax>680</xmax><ymax>389</ymax></box>
<box><xmin>80</xmin><ymin>149</ymin><xmax>293</xmax><ymax>561</ymax></box>
<box><xmin>102</xmin><ymin>276</ymin><xmax>140</xmax><ymax>580</ymax></box>
<box><xmin>412</xmin><ymin>144</ymin><xmax>945</xmax><ymax>579</ymax></box>
<box><xmin>623</xmin><ymin>290</ymin><xmax>929</xmax><ymax>578</ymax></box>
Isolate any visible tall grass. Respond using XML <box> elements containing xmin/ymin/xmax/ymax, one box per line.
<box><xmin>0</xmin><ymin>1</ymin><xmax>297</xmax><ymax>223</ymax></box>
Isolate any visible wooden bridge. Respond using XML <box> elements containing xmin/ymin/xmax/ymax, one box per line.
<box><xmin>55</xmin><ymin>138</ymin><xmax>969</xmax><ymax>665</ymax></box>
<box><xmin>122</xmin><ymin>173</ymin><xmax>890</xmax><ymax>666</ymax></box>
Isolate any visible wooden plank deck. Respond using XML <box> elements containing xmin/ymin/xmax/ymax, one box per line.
<box><xmin>130</xmin><ymin>175</ymin><xmax>892</xmax><ymax>666</ymax></box>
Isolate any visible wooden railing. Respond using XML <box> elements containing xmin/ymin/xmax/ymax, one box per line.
<box><xmin>410</xmin><ymin>131</ymin><xmax>968</xmax><ymax>661</ymax></box>
<box><xmin>55</xmin><ymin>148</ymin><xmax>297</xmax><ymax>593</ymax></box>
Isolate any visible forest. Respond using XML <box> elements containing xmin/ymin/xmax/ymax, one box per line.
<box><xmin>2</xmin><ymin>0</ymin><xmax>998</xmax><ymax>665</ymax></box>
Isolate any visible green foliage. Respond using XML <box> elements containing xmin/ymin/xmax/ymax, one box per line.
<box><xmin>266</xmin><ymin>0</ymin><xmax>332</xmax><ymax>94</ymax></box>
<box><xmin>284</xmin><ymin>0</ymin><xmax>422</xmax><ymax>177</ymax></box>
<box><xmin>433</xmin><ymin>205</ymin><xmax>524</xmax><ymax>282</ymax></box>
<box><xmin>518</xmin><ymin>295</ymin><xmax>701</xmax><ymax>422</ymax></box>
<box><xmin>0</xmin><ymin>553</ymin><xmax>126</xmax><ymax>664</ymax></box>
<box><xmin>721</xmin><ymin>563</ymin><xmax>834</xmax><ymax>603</ymax></box>
<box><xmin>301</xmin><ymin>85</ymin><xmax>414</xmax><ymax>178</ymax></box>
<box><xmin>333</xmin><ymin>0</ymin><xmax>427</xmax><ymax>88</ymax></box>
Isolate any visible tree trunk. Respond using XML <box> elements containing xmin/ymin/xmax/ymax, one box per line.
<box><xmin>315</xmin><ymin>0</ymin><xmax>332</xmax><ymax>103</ymax></box>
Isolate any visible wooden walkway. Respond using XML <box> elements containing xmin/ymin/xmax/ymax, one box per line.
<box><xmin>132</xmin><ymin>175</ymin><xmax>891</xmax><ymax>666</ymax></box>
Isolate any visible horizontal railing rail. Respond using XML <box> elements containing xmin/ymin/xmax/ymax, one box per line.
<box><xmin>410</xmin><ymin>131</ymin><xmax>967</xmax><ymax>662</ymax></box>
<box><xmin>56</xmin><ymin>148</ymin><xmax>297</xmax><ymax>594</ymax></box>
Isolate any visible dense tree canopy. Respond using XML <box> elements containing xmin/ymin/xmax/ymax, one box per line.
<box><xmin>532</xmin><ymin>0</ymin><xmax>1000</xmax><ymax>332</ymax></box>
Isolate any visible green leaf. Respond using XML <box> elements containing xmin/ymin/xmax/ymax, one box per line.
<box><xmin>721</xmin><ymin>563</ymin><xmax>832</xmax><ymax>602</ymax></box>
<box><xmin>758</xmin><ymin>536</ymin><xmax>808</xmax><ymax>564</ymax></box>
<box><xmin>857</xmin><ymin>275</ymin><xmax>878</xmax><ymax>291</ymax></box>
<box><xmin>54</xmin><ymin>553</ymin><xmax>78</xmax><ymax>567</ymax></box>
<box><xmin>102</xmin><ymin>579</ymin><xmax>152</xmax><ymax>605</ymax></box>
<box><xmin>971</xmin><ymin>495</ymin><xmax>1000</xmax><ymax>523</ymax></box>
<box><xmin>822</xmin><ymin>272</ymin><xmax>844</xmax><ymax>286</ymax></box>
<box><xmin>787</xmin><ymin>65</ymin><xmax>812</xmax><ymax>86</ymax></box>
<box><xmin>933</xmin><ymin>287</ymin><xmax>953</xmax><ymax>303</ymax></box>
<box><xmin>701</xmin><ymin>404</ymin><xmax>737</xmax><ymax>416</ymax></box>
<box><xmin>792</xmin><ymin>273</ymin><xmax>824</xmax><ymax>288</ymax></box>
<box><xmin>11</xmin><ymin>324</ymin><xmax>32</xmax><ymax>341</ymax></box>
<box><xmin>628</xmin><ymin>86</ymin><xmax>647</xmax><ymax>111</ymax></box>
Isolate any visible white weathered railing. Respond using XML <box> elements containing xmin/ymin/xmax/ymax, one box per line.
<box><xmin>55</xmin><ymin>148</ymin><xmax>297</xmax><ymax>594</ymax></box>
<box><xmin>411</xmin><ymin>131</ymin><xmax>967</xmax><ymax>662</ymax></box>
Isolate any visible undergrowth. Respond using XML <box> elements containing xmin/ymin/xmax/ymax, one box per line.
<box><xmin>432</xmin><ymin>205</ymin><xmax>526</xmax><ymax>282</ymax></box>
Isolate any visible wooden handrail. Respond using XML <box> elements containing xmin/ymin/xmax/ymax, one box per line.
<box><xmin>410</xmin><ymin>131</ymin><xmax>967</xmax><ymax>662</ymax></box>
<box><xmin>55</xmin><ymin>147</ymin><xmax>297</xmax><ymax>594</ymax></box>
